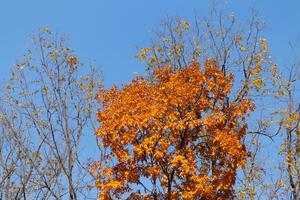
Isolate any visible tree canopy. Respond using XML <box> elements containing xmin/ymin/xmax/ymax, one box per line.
<box><xmin>93</xmin><ymin>60</ymin><xmax>255</xmax><ymax>199</ymax></box>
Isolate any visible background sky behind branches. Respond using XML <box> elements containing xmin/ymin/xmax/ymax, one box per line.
<box><xmin>0</xmin><ymin>0</ymin><xmax>300</xmax><ymax>87</ymax></box>
<box><xmin>0</xmin><ymin>0</ymin><xmax>300</xmax><ymax>197</ymax></box>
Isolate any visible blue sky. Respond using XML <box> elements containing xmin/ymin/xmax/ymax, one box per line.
<box><xmin>1</xmin><ymin>0</ymin><xmax>299</xmax><ymax>197</ymax></box>
<box><xmin>1</xmin><ymin>0</ymin><xmax>300</xmax><ymax>86</ymax></box>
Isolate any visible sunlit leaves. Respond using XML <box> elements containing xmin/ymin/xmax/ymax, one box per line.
<box><xmin>93</xmin><ymin>60</ymin><xmax>254</xmax><ymax>199</ymax></box>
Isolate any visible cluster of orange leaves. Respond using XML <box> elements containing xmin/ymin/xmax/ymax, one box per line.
<box><xmin>92</xmin><ymin>60</ymin><xmax>255</xmax><ymax>199</ymax></box>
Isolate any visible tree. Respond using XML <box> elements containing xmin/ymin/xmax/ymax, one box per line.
<box><xmin>268</xmin><ymin>42</ymin><xmax>300</xmax><ymax>199</ymax></box>
<box><xmin>0</xmin><ymin>28</ymin><xmax>103</xmax><ymax>199</ymax></box>
<box><xmin>134</xmin><ymin>5</ymin><xmax>279</xmax><ymax>199</ymax></box>
<box><xmin>93</xmin><ymin>3</ymin><xmax>299</xmax><ymax>199</ymax></box>
<box><xmin>93</xmin><ymin>60</ymin><xmax>255</xmax><ymax>199</ymax></box>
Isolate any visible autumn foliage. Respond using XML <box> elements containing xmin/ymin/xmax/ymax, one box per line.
<box><xmin>93</xmin><ymin>60</ymin><xmax>255</xmax><ymax>199</ymax></box>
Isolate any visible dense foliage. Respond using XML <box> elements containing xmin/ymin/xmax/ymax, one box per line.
<box><xmin>93</xmin><ymin>60</ymin><xmax>255</xmax><ymax>199</ymax></box>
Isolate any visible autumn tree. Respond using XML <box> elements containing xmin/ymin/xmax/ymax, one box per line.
<box><xmin>93</xmin><ymin>2</ymin><xmax>300</xmax><ymax>199</ymax></box>
<box><xmin>132</xmin><ymin>3</ymin><xmax>300</xmax><ymax>198</ymax></box>
<box><xmin>134</xmin><ymin>4</ymin><xmax>279</xmax><ymax>199</ymax></box>
<box><xmin>0</xmin><ymin>28</ymin><xmax>103</xmax><ymax>199</ymax></box>
<box><xmin>93</xmin><ymin>60</ymin><xmax>255</xmax><ymax>199</ymax></box>
<box><xmin>90</xmin><ymin>2</ymin><xmax>278</xmax><ymax>198</ymax></box>
<box><xmin>267</xmin><ymin>42</ymin><xmax>300</xmax><ymax>199</ymax></box>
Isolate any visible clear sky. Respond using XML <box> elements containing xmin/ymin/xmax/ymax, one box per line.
<box><xmin>1</xmin><ymin>1</ymin><xmax>299</xmax><ymax>198</ymax></box>
<box><xmin>0</xmin><ymin>0</ymin><xmax>300</xmax><ymax>86</ymax></box>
